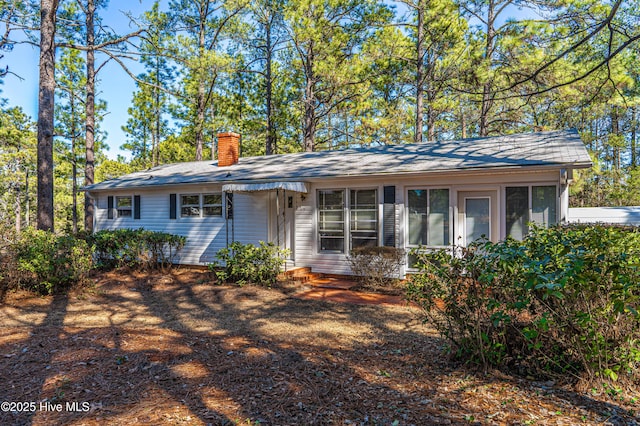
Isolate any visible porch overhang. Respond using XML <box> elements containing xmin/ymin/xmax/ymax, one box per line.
<box><xmin>222</xmin><ymin>181</ymin><xmax>308</xmax><ymax>193</ymax></box>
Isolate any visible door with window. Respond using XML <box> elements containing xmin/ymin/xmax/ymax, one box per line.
<box><xmin>457</xmin><ymin>191</ymin><xmax>498</xmax><ymax>246</ymax></box>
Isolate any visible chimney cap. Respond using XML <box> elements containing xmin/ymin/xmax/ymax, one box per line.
<box><xmin>217</xmin><ymin>131</ymin><xmax>241</xmax><ymax>138</ymax></box>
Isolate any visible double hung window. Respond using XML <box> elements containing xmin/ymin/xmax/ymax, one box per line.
<box><xmin>318</xmin><ymin>189</ymin><xmax>379</xmax><ymax>253</ymax></box>
<box><xmin>116</xmin><ymin>196</ymin><xmax>132</xmax><ymax>218</ymax></box>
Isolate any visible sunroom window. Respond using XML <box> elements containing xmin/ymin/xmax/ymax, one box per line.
<box><xmin>407</xmin><ymin>188</ymin><xmax>450</xmax><ymax>247</ymax></box>
<box><xmin>506</xmin><ymin>185</ymin><xmax>557</xmax><ymax>239</ymax></box>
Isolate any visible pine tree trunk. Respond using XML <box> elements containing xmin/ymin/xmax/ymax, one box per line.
<box><xmin>14</xmin><ymin>185</ymin><xmax>21</xmax><ymax>233</ymax></box>
<box><xmin>37</xmin><ymin>0</ymin><xmax>58</xmax><ymax>232</ymax></box>
<box><xmin>414</xmin><ymin>0</ymin><xmax>424</xmax><ymax>144</ymax></box>
<box><xmin>303</xmin><ymin>49</ymin><xmax>316</xmax><ymax>152</ymax></box>
<box><xmin>632</xmin><ymin>106</ymin><xmax>637</xmax><ymax>168</ymax></box>
<box><xmin>265</xmin><ymin>17</ymin><xmax>274</xmax><ymax>155</ymax></box>
<box><xmin>84</xmin><ymin>0</ymin><xmax>96</xmax><ymax>233</ymax></box>
<box><xmin>195</xmin><ymin>12</ymin><xmax>206</xmax><ymax>161</ymax></box>
<box><xmin>479</xmin><ymin>0</ymin><xmax>496</xmax><ymax>138</ymax></box>
<box><xmin>71</xmin><ymin>98</ymin><xmax>78</xmax><ymax>234</ymax></box>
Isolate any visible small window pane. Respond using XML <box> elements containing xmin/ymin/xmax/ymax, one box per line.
<box><xmin>408</xmin><ymin>190</ymin><xmax>428</xmax><ymax>246</ymax></box>
<box><xmin>506</xmin><ymin>187</ymin><xmax>529</xmax><ymax>240</ymax></box>
<box><xmin>203</xmin><ymin>206</ymin><xmax>222</xmax><ymax>216</ymax></box>
<box><xmin>181</xmin><ymin>195</ymin><xmax>199</xmax><ymax>206</ymax></box>
<box><xmin>181</xmin><ymin>207</ymin><xmax>200</xmax><ymax>217</ymax></box>
<box><xmin>116</xmin><ymin>196</ymin><xmax>132</xmax><ymax>207</ymax></box>
<box><xmin>203</xmin><ymin>194</ymin><xmax>222</xmax><ymax>205</ymax></box>
<box><xmin>465</xmin><ymin>198</ymin><xmax>490</xmax><ymax>245</ymax></box>
<box><xmin>428</xmin><ymin>189</ymin><xmax>449</xmax><ymax>246</ymax></box>
<box><xmin>532</xmin><ymin>186</ymin><xmax>557</xmax><ymax>226</ymax></box>
<box><xmin>320</xmin><ymin>210</ymin><xmax>344</xmax><ymax>223</ymax></box>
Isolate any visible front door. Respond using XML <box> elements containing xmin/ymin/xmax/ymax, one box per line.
<box><xmin>284</xmin><ymin>194</ymin><xmax>295</xmax><ymax>260</ymax></box>
<box><xmin>270</xmin><ymin>190</ymin><xmax>295</xmax><ymax>261</ymax></box>
<box><xmin>457</xmin><ymin>191</ymin><xmax>498</xmax><ymax>246</ymax></box>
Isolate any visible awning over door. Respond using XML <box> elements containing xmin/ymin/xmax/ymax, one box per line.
<box><xmin>222</xmin><ymin>182</ymin><xmax>308</xmax><ymax>193</ymax></box>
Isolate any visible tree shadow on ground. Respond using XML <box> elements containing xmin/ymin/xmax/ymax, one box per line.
<box><xmin>0</xmin><ymin>269</ymin><xmax>638</xmax><ymax>425</ymax></box>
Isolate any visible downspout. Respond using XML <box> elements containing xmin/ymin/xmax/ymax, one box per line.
<box><xmin>225</xmin><ymin>191</ymin><xmax>228</xmax><ymax>248</ymax></box>
<box><xmin>276</xmin><ymin>189</ymin><xmax>281</xmax><ymax>248</ymax></box>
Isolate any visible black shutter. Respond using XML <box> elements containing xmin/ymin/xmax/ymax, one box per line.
<box><xmin>134</xmin><ymin>195</ymin><xmax>141</xmax><ymax>219</ymax></box>
<box><xmin>225</xmin><ymin>192</ymin><xmax>233</xmax><ymax>219</ymax></box>
<box><xmin>383</xmin><ymin>186</ymin><xmax>395</xmax><ymax>247</ymax></box>
<box><xmin>107</xmin><ymin>196</ymin><xmax>114</xmax><ymax>219</ymax></box>
<box><xmin>169</xmin><ymin>194</ymin><xmax>177</xmax><ymax>219</ymax></box>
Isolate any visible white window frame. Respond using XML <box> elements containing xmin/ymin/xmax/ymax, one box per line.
<box><xmin>116</xmin><ymin>195</ymin><xmax>133</xmax><ymax>218</ymax></box>
<box><xmin>504</xmin><ymin>184</ymin><xmax>558</xmax><ymax>239</ymax></box>
<box><xmin>317</xmin><ymin>188</ymin><xmax>380</xmax><ymax>254</ymax></box>
<box><xmin>180</xmin><ymin>193</ymin><xmax>223</xmax><ymax>218</ymax></box>
<box><xmin>405</xmin><ymin>187</ymin><xmax>452</xmax><ymax>250</ymax></box>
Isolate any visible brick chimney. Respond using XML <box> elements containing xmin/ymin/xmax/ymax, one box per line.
<box><xmin>217</xmin><ymin>132</ymin><xmax>240</xmax><ymax>167</ymax></box>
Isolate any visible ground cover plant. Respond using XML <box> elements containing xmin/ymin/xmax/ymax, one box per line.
<box><xmin>407</xmin><ymin>224</ymin><xmax>640</xmax><ymax>388</ymax></box>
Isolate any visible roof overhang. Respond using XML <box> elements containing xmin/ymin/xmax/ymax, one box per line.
<box><xmin>221</xmin><ymin>181</ymin><xmax>308</xmax><ymax>193</ymax></box>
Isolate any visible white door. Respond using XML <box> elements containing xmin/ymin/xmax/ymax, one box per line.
<box><xmin>270</xmin><ymin>190</ymin><xmax>295</xmax><ymax>260</ymax></box>
<box><xmin>457</xmin><ymin>191</ymin><xmax>498</xmax><ymax>246</ymax></box>
<box><xmin>284</xmin><ymin>194</ymin><xmax>295</xmax><ymax>260</ymax></box>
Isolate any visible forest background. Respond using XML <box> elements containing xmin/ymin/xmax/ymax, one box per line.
<box><xmin>0</xmin><ymin>0</ymin><xmax>639</xmax><ymax>234</ymax></box>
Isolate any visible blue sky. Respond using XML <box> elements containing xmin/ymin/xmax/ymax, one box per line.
<box><xmin>1</xmin><ymin>1</ymin><xmax>151</xmax><ymax>160</ymax></box>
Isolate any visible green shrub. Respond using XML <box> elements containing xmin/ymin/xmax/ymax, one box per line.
<box><xmin>407</xmin><ymin>224</ymin><xmax>640</xmax><ymax>382</ymax></box>
<box><xmin>88</xmin><ymin>228</ymin><xmax>186</xmax><ymax>269</ymax></box>
<box><xmin>209</xmin><ymin>241</ymin><xmax>288</xmax><ymax>286</ymax></box>
<box><xmin>347</xmin><ymin>246</ymin><xmax>405</xmax><ymax>288</ymax></box>
<box><xmin>7</xmin><ymin>228</ymin><xmax>93</xmax><ymax>295</ymax></box>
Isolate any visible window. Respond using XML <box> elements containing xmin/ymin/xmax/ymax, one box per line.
<box><xmin>318</xmin><ymin>190</ymin><xmax>345</xmax><ymax>252</ymax></box>
<box><xmin>317</xmin><ymin>188</ymin><xmax>380</xmax><ymax>253</ymax></box>
<box><xmin>408</xmin><ymin>188</ymin><xmax>450</xmax><ymax>247</ymax></box>
<box><xmin>532</xmin><ymin>186</ymin><xmax>557</xmax><ymax>226</ymax></box>
<box><xmin>203</xmin><ymin>194</ymin><xmax>223</xmax><ymax>217</ymax></box>
<box><xmin>506</xmin><ymin>187</ymin><xmax>528</xmax><ymax>240</ymax></box>
<box><xmin>180</xmin><ymin>193</ymin><xmax>223</xmax><ymax>218</ymax></box>
<box><xmin>181</xmin><ymin>194</ymin><xmax>201</xmax><ymax>217</ymax></box>
<box><xmin>350</xmin><ymin>189</ymin><xmax>378</xmax><ymax>248</ymax></box>
<box><xmin>116</xmin><ymin>196</ymin><xmax>132</xmax><ymax>218</ymax></box>
<box><xmin>505</xmin><ymin>185</ymin><xmax>557</xmax><ymax>239</ymax></box>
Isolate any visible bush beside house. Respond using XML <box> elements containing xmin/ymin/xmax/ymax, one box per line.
<box><xmin>407</xmin><ymin>224</ymin><xmax>640</xmax><ymax>383</ymax></box>
<box><xmin>0</xmin><ymin>228</ymin><xmax>186</xmax><ymax>295</ymax></box>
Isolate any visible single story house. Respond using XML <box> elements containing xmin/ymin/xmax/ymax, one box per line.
<box><xmin>85</xmin><ymin>130</ymin><xmax>592</xmax><ymax>276</ymax></box>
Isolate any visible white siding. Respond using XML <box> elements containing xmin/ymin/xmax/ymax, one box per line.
<box><xmin>292</xmin><ymin>169</ymin><xmax>564</xmax><ymax>276</ymax></box>
<box><xmin>93</xmin><ymin>185</ymin><xmax>268</xmax><ymax>265</ymax></box>
<box><xmin>93</xmin><ymin>167</ymin><xmax>567</xmax><ymax>274</ymax></box>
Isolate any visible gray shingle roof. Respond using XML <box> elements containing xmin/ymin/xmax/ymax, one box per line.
<box><xmin>85</xmin><ymin>129</ymin><xmax>592</xmax><ymax>191</ymax></box>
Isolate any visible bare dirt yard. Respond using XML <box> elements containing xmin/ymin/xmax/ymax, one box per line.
<box><xmin>1</xmin><ymin>268</ymin><xmax>638</xmax><ymax>425</ymax></box>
